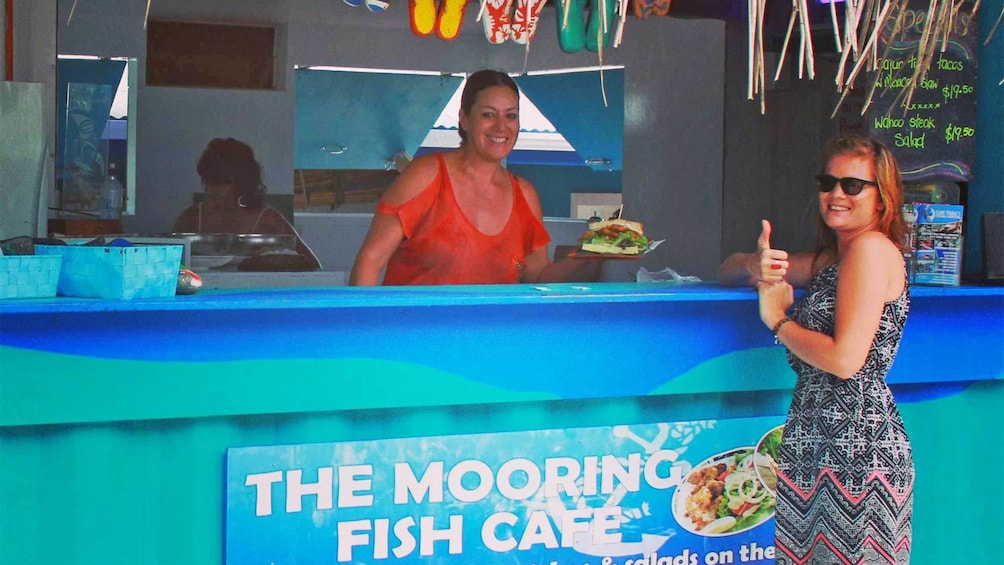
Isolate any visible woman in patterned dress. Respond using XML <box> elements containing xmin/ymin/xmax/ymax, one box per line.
<box><xmin>719</xmin><ymin>135</ymin><xmax>913</xmax><ymax>564</ymax></box>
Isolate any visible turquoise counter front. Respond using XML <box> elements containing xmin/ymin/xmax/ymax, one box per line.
<box><xmin>1</xmin><ymin>283</ymin><xmax>1001</xmax><ymax>564</ymax></box>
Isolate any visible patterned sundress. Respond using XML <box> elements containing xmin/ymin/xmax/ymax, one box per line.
<box><xmin>775</xmin><ymin>263</ymin><xmax>914</xmax><ymax>565</ymax></box>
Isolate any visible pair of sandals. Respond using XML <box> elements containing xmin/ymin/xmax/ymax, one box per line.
<box><xmin>556</xmin><ymin>0</ymin><xmax>617</xmax><ymax>53</ymax></box>
<box><xmin>343</xmin><ymin>0</ymin><xmax>390</xmax><ymax>13</ymax></box>
<box><xmin>411</xmin><ymin>0</ymin><xmax>471</xmax><ymax>40</ymax></box>
<box><xmin>481</xmin><ymin>0</ymin><xmax>549</xmax><ymax>44</ymax></box>
<box><xmin>555</xmin><ymin>0</ymin><xmax>670</xmax><ymax>54</ymax></box>
<box><xmin>410</xmin><ymin>0</ymin><xmax>546</xmax><ymax>43</ymax></box>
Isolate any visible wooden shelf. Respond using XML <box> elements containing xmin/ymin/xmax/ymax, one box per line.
<box><xmin>48</xmin><ymin>218</ymin><xmax>124</xmax><ymax>237</ymax></box>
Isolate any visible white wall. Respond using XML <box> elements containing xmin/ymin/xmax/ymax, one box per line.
<box><xmin>29</xmin><ymin>0</ymin><xmax>726</xmax><ymax>279</ymax></box>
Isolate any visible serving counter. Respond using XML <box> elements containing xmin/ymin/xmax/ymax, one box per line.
<box><xmin>1</xmin><ymin>283</ymin><xmax>1001</xmax><ymax>564</ymax></box>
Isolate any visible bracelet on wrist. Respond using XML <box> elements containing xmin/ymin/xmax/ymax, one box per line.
<box><xmin>771</xmin><ymin>317</ymin><xmax>792</xmax><ymax>344</ymax></box>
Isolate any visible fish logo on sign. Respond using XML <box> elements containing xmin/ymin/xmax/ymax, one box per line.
<box><xmin>541</xmin><ymin>423</ymin><xmax>684</xmax><ymax>558</ymax></box>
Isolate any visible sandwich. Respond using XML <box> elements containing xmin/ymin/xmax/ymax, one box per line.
<box><xmin>578</xmin><ymin>218</ymin><xmax>650</xmax><ymax>255</ymax></box>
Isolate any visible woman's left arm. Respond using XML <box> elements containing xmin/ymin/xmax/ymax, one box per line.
<box><xmin>767</xmin><ymin>233</ymin><xmax>897</xmax><ymax>379</ymax></box>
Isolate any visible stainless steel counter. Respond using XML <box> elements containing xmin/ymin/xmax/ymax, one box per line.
<box><xmin>198</xmin><ymin>270</ymin><xmax>346</xmax><ymax>289</ymax></box>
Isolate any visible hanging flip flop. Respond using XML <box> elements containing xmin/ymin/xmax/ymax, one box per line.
<box><xmin>511</xmin><ymin>0</ymin><xmax>548</xmax><ymax>44</ymax></box>
<box><xmin>556</xmin><ymin>0</ymin><xmax>586</xmax><ymax>53</ymax></box>
<box><xmin>632</xmin><ymin>0</ymin><xmax>671</xmax><ymax>19</ymax></box>
<box><xmin>481</xmin><ymin>0</ymin><xmax>514</xmax><ymax>45</ymax></box>
<box><xmin>366</xmin><ymin>0</ymin><xmax>390</xmax><ymax>12</ymax></box>
<box><xmin>411</xmin><ymin>0</ymin><xmax>438</xmax><ymax>37</ymax></box>
<box><xmin>585</xmin><ymin>0</ymin><xmax>616</xmax><ymax>53</ymax></box>
<box><xmin>343</xmin><ymin>0</ymin><xmax>365</xmax><ymax>7</ymax></box>
<box><xmin>437</xmin><ymin>0</ymin><xmax>469</xmax><ymax>40</ymax></box>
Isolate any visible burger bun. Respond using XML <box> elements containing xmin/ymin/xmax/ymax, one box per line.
<box><xmin>587</xmin><ymin>218</ymin><xmax>644</xmax><ymax>234</ymax></box>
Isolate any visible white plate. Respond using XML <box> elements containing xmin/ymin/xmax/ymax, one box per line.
<box><xmin>190</xmin><ymin>255</ymin><xmax>242</xmax><ymax>270</ymax></box>
<box><xmin>671</xmin><ymin>446</ymin><xmax>775</xmax><ymax>537</ymax></box>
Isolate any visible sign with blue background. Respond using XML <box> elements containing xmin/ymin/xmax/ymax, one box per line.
<box><xmin>227</xmin><ymin>417</ymin><xmax>785</xmax><ymax>565</ymax></box>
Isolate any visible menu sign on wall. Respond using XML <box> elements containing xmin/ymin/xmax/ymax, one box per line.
<box><xmin>869</xmin><ymin>0</ymin><xmax>978</xmax><ymax>182</ymax></box>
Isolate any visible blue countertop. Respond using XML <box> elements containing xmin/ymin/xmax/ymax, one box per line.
<box><xmin>2</xmin><ymin>281</ymin><xmax>1002</xmax><ymax>314</ymax></box>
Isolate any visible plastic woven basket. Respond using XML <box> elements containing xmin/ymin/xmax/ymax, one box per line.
<box><xmin>36</xmin><ymin>244</ymin><xmax>183</xmax><ymax>299</ymax></box>
<box><xmin>0</xmin><ymin>255</ymin><xmax>63</xmax><ymax>299</ymax></box>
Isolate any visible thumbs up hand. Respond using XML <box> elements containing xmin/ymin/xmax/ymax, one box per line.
<box><xmin>757</xmin><ymin>219</ymin><xmax>788</xmax><ymax>282</ymax></box>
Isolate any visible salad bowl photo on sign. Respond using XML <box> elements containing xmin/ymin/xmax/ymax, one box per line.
<box><xmin>753</xmin><ymin>425</ymin><xmax>784</xmax><ymax>496</ymax></box>
<box><xmin>672</xmin><ymin>446</ymin><xmax>777</xmax><ymax>537</ymax></box>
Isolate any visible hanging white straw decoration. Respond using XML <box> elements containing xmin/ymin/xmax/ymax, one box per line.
<box><xmin>613</xmin><ymin>0</ymin><xmax>629</xmax><ymax>48</ymax></box>
<box><xmin>850</xmin><ymin>0</ymin><xmax>894</xmax><ymax>114</ymax></box>
<box><xmin>986</xmin><ymin>4</ymin><xmax>1003</xmax><ymax>44</ymax></box>
<box><xmin>757</xmin><ymin>0</ymin><xmax>767</xmax><ymax>112</ymax></box>
<box><xmin>846</xmin><ymin>0</ymin><xmax>863</xmax><ymax>55</ymax></box>
<box><xmin>144</xmin><ymin>0</ymin><xmax>153</xmax><ymax>30</ymax></box>
<box><xmin>747</xmin><ymin>0</ymin><xmax>756</xmax><ymax>100</ymax></box>
<box><xmin>521</xmin><ymin>0</ymin><xmax>534</xmax><ymax>75</ymax></box>
<box><xmin>598</xmin><ymin>0</ymin><xmax>609</xmax><ymax>108</ymax></box>
<box><xmin>844</xmin><ymin>0</ymin><xmax>892</xmax><ymax>89</ymax></box>
<box><xmin>830</xmin><ymin>0</ymin><xmax>843</xmax><ymax>53</ymax></box>
<box><xmin>800</xmin><ymin>0</ymin><xmax>815</xmax><ymax>79</ymax></box>
<box><xmin>834</xmin><ymin>0</ymin><xmax>865</xmax><ymax>88</ymax></box>
<box><xmin>67</xmin><ymin>0</ymin><xmax>80</xmax><ymax>26</ymax></box>
<box><xmin>775</xmin><ymin>2</ymin><xmax>798</xmax><ymax>82</ymax></box>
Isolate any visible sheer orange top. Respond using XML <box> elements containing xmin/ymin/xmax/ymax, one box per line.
<box><xmin>376</xmin><ymin>154</ymin><xmax>550</xmax><ymax>285</ymax></box>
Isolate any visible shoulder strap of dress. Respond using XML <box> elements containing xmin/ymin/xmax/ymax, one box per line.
<box><xmin>509</xmin><ymin>170</ymin><xmax>522</xmax><ymax>193</ymax></box>
<box><xmin>377</xmin><ymin>153</ymin><xmax>446</xmax><ymax>216</ymax></box>
<box><xmin>251</xmin><ymin>207</ymin><xmax>269</xmax><ymax>233</ymax></box>
<box><xmin>432</xmin><ymin>152</ymin><xmax>455</xmax><ymax>204</ymax></box>
<box><xmin>508</xmin><ymin>171</ymin><xmax>527</xmax><ymax>209</ymax></box>
<box><xmin>435</xmin><ymin>152</ymin><xmax>450</xmax><ymax>180</ymax></box>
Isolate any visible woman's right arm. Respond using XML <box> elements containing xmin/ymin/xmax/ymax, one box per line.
<box><xmin>718</xmin><ymin>219</ymin><xmax>815</xmax><ymax>288</ymax></box>
<box><xmin>349</xmin><ymin>213</ymin><xmax>405</xmax><ymax>285</ymax></box>
<box><xmin>348</xmin><ymin>154</ymin><xmax>438</xmax><ymax>285</ymax></box>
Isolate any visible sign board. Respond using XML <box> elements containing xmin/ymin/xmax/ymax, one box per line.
<box><xmin>869</xmin><ymin>0</ymin><xmax>979</xmax><ymax>182</ymax></box>
<box><xmin>227</xmin><ymin>417</ymin><xmax>785</xmax><ymax>564</ymax></box>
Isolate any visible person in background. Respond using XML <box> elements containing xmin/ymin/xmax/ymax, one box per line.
<box><xmin>718</xmin><ymin>135</ymin><xmax>913</xmax><ymax>564</ymax></box>
<box><xmin>349</xmin><ymin>69</ymin><xmax>602</xmax><ymax>285</ymax></box>
<box><xmin>172</xmin><ymin>137</ymin><xmax>321</xmax><ymax>270</ymax></box>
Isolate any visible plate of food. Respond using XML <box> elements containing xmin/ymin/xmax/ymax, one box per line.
<box><xmin>754</xmin><ymin>425</ymin><xmax>784</xmax><ymax>495</ymax></box>
<box><xmin>671</xmin><ymin>447</ymin><xmax>777</xmax><ymax>537</ymax></box>
<box><xmin>570</xmin><ymin>218</ymin><xmax>661</xmax><ymax>259</ymax></box>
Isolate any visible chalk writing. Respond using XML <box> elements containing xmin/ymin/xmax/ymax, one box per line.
<box><xmin>869</xmin><ymin>0</ymin><xmax>978</xmax><ymax>181</ymax></box>
<box><xmin>944</xmin><ymin>124</ymin><xmax>975</xmax><ymax>143</ymax></box>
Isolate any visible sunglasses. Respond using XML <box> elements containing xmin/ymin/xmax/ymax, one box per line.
<box><xmin>816</xmin><ymin>174</ymin><xmax>877</xmax><ymax>196</ymax></box>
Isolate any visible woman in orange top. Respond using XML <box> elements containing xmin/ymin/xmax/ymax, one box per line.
<box><xmin>350</xmin><ymin>70</ymin><xmax>602</xmax><ymax>285</ymax></box>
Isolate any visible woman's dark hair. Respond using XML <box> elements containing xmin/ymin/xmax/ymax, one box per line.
<box><xmin>457</xmin><ymin>70</ymin><xmax>519</xmax><ymax>143</ymax></box>
<box><xmin>812</xmin><ymin>135</ymin><xmax>909</xmax><ymax>266</ymax></box>
<box><xmin>196</xmin><ymin>137</ymin><xmax>266</xmax><ymax>208</ymax></box>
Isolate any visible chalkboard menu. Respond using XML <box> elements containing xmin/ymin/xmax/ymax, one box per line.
<box><xmin>869</xmin><ymin>0</ymin><xmax>978</xmax><ymax>182</ymax></box>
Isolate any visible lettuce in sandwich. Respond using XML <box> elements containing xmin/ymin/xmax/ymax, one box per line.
<box><xmin>578</xmin><ymin>219</ymin><xmax>650</xmax><ymax>255</ymax></box>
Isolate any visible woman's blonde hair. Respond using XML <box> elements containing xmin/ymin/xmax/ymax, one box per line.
<box><xmin>813</xmin><ymin>135</ymin><xmax>909</xmax><ymax>265</ymax></box>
